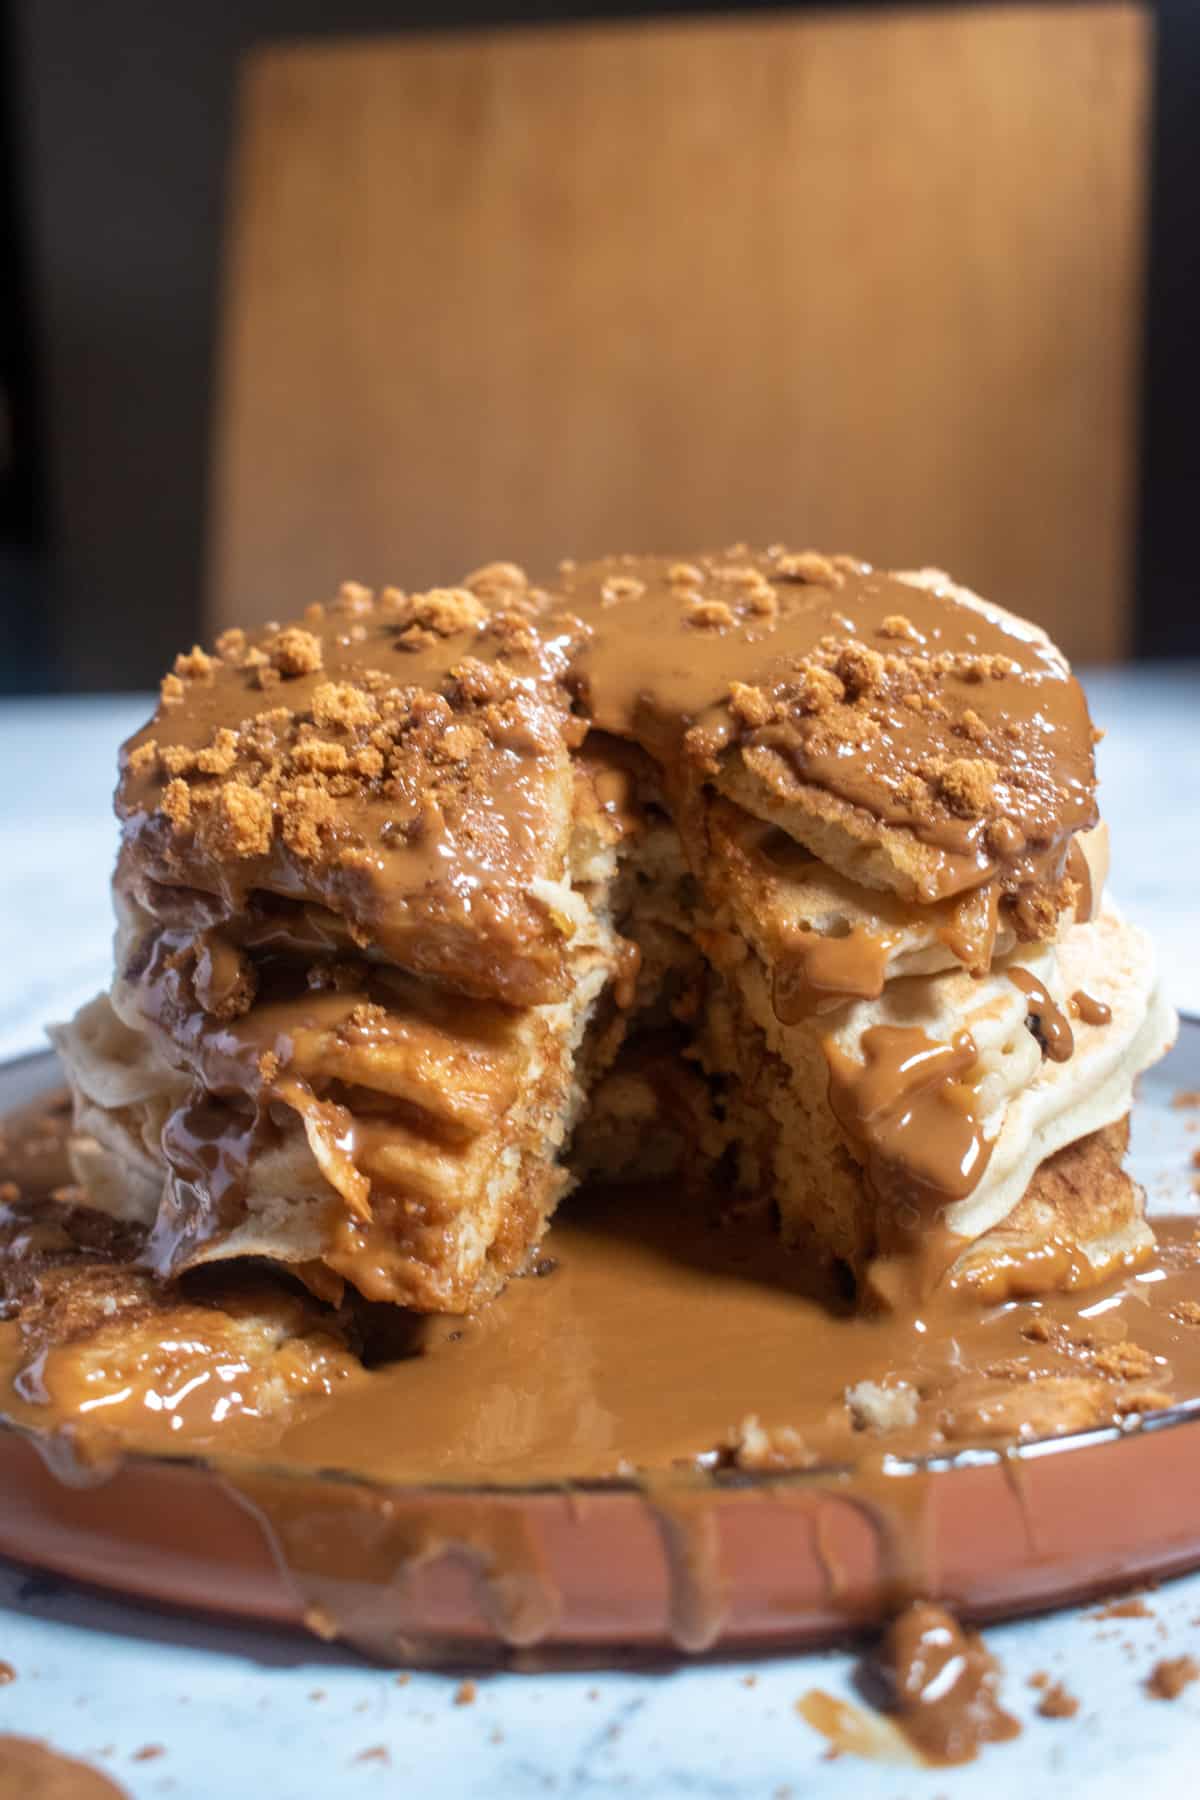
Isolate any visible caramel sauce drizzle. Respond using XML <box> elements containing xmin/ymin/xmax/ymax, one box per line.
<box><xmin>1007</xmin><ymin>967</ymin><xmax>1075</xmax><ymax>1063</ymax></box>
<box><xmin>935</xmin><ymin>881</ymin><xmax>1001</xmax><ymax>975</ymax></box>
<box><xmin>772</xmin><ymin>926</ymin><xmax>900</xmax><ymax>1024</ymax></box>
<box><xmin>1072</xmin><ymin>989</ymin><xmax>1113</xmax><ymax>1027</ymax></box>
<box><xmin>823</xmin><ymin>1026</ymin><xmax>994</xmax><ymax>1306</ymax></box>
<box><xmin>825</xmin><ymin>1026</ymin><xmax>991</xmax><ymax>1208</ymax></box>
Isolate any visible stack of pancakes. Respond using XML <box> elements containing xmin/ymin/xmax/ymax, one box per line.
<box><xmin>52</xmin><ymin>551</ymin><xmax>1175</xmax><ymax>1313</ymax></box>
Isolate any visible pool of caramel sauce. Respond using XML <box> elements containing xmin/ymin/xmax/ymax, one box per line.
<box><xmin>246</xmin><ymin>1203</ymin><xmax>1200</xmax><ymax>1484</ymax></box>
<box><xmin>7</xmin><ymin>1146</ymin><xmax>1200</xmax><ymax>1486</ymax></box>
<box><xmin>4</xmin><ymin>1088</ymin><xmax>1200</xmax><ymax>1763</ymax></box>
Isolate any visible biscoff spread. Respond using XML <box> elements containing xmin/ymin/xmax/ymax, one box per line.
<box><xmin>46</xmin><ymin>550</ymin><xmax>1172</xmax><ymax>1314</ymax></box>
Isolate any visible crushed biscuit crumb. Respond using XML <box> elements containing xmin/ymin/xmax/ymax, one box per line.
<box><xmin>197</xmin><ymin>781</ymin><xmax>274</xmax><ymax>859</ymax></box>
<box><xmin>160</xmin><ymin>778</ymin><xmax>192</xmax><ymax>828</ymax></box>
<box><xmin>729</xmin><ymin>1413</ymin><xmax>814</xmax><ymax>1470</ymax></box>
<box><xmin>265</xmin><ymin>626</ymin><xmax>324</xmax><ymax>677</ymax></box>
<box><xmin>126</xmin><ymin>740</ymin><xmax>159</xmax><ymax>777</ymax></box>
<box><xmin>877</xmin><ymin>614</ymin><xmax>921</xmax><ymax>642</ymax></box>
<box><xmin>464</xmin><ymin>561</ymin><xmax>527</xmax><ymax>594</ymax></box>
<box><xmin>845</xmin><ymin>1379</ymin><xmax>919</xmax><ymax>1432</ymax></box>
<box><xmin>279</xmin><ymin>785</ymin><xmax>337</xmax><ymax>860</ymax></box>
<box><xmin>834</xmin><ymin>641</ymin><xmax>886</xmax><ymax>698</ymax></box>
<box><xmin>718</xmin><ymin>565</ymin><xmax>768</xmax><ymax>588</ymax></box>
<box><xmin>1090</xmin><ymin>1341</ymin><xmax>1157</xmax><ymax>1383</ymax></box>
<box><xmin>312</xmin><ymin>682</ymin><xmax>378</xmax><ymax>732</ymax></box>
<box><xmin>333</xmin><ymin>581</ymin><xmax>374</xmax><ymax>614</ymax></box>
<box><xmin>1035</xmin><ymin>1680</ymin><xmax>1079</xmax><ymax>1719</ymax></box>
<box><xmin>1147</xmin><ymin>1656</ymin><xmax>1199</xmax><ymax>1700</ymax></box>
<box><xmin>602</xmin><ymin>575</ymin><xmax>647</xmax><ymax>606</ymax></box>
<box><xmin>196</xmin><ymin>727</ymin><xmax>241</xmax><ymax>776</ymax></box>
<box><xmin>936</xmin><ymin>756</ymin><xmax>999</xmax><ymax>817</ymax></box>
<box><xmin>408</xmin><ymin>587</ymin><xmax>489</xmax><ymax>637</ymax></box>
<box><xmin>174</xmin><ymin>645</ymin><xmax>216</xmax><ymax>683</ymax></box>
<box><xmin>215</xmin><ymin>627</ymin><xmax>247</xmax><ymax>661</ymax></box>
<box><xmin>160</xmin><ymin>744</ymin><xmax>197</xmax><ymax>777</ymax></box>
<box><xmin>684</xmin><ymin>598</ymin><xmax>736</xmax><ymax>631</ymax></box>
<box><xmin>790</xmin><ymin>665</ymin><xmax>844</xmax><ymax>714</ymax></box>
<box><xmin>728</xmin><ymin>681</ymin><xmax>773</xmax><ymax>729</ymax></box>
<box><xmin>776</xmin><ymin>550</ymin><xmax>840</xmax><ymax>585</ymax></box>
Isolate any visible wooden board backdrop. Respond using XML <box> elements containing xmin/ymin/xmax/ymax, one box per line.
<box><xmin>211</xmin><ymin>6</ymin><xmax>1151</xmax><ymax>662</ymax></box>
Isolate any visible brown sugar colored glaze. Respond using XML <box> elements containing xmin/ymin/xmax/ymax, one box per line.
<box><xmin>1007</xmin><ymin>967</ymin><xmax>1075</xmax><ymax>1063</ymax></box>
<box><xmin>1072</xmin><ymin>989</ymin><xmax>1113</xmax><ymax>1026</ymax></box>
<box><xmin>120</xmin><ymin>554</ymin><xmax>1097</xmax><ymax>927</ymax></box>
<box><xmin>49</xmin><ymin>547</ymin><xmax>1173</xmax><ymax>1320</ymax></box>
<box><xmin>794</xmin><ymin>1606</ymin><xmax>1021</xmax><ymax>1767</ymax></box>
<box><xmin>855</xmin><ymin>1601</ymin><xmax>1019</xmax><ymax>1764</ymax></box>
<box><xmin>558</xmin><ymin>552</ymin><xmax>1097</xmax><ymax>904</ymax></box>
<box><xmin>771</xmin><ymin>925</ymin><xmax>900</xmax><ymax>1023</ymax></box>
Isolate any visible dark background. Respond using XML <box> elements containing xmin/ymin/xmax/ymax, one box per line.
<box><xmin>2</xmin><ymin>0</ymin><xmax>1197</xmax><ymax>694</ymax></box>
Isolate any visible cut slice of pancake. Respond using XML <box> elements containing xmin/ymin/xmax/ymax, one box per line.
<box><xmin>117</xmin><ymin>588</ymin><xmax>584</xmax><ymax>1008</ymax></box>
<box><xmin>705</xmin><ymin>567</ymin><xmax>1095</xmax><ymax>913</ymax></box>
<box><xmin>579</xmin><ymin>905</ymin><xmax>1171</xmax><ymax>1305</ymax></box>
<box><xmin>54</xmin><ymin>868</ymin><xmax>625</xmax><ymax>1310</ymax></box>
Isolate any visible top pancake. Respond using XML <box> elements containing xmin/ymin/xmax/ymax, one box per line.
<box><xmin>117</xmin><ymin>582</ymin><xmax>582</xmax><ymax>1006</ymax></box>
<box><xmin>116</xmin><ymin>553</ymin><xmax>1098</xmax><ymax>1005</ymax></box>
<box><xmin>558</xmin><ymin>555</ymin><xmax>1096</xmax><ymax>908</ymax></box>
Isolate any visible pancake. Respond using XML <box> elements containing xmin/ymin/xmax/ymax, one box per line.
<box><xmin>0</xmin><ymin>1189</ymin><xmax>361</xmax><ymax>1450</ymax></box>
<box><xmin>51</xmin><ymin>873</ymin><xmax>623</xmax><ymax>1310</ymax></box>
<box><xmin>48</xmin><ymin>549</ymin><xmax>1174</xmax><ymax>1310</ymax></box>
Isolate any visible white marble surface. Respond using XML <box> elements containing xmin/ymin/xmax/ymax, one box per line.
<box><xmin>0</xmin><ymin>695</ymin><xmax>150</xmax><ymax>1063</ymax></box>
<box><xmin>3</xmin><ymin>1548</ymin><xmax>1200</xmax><ymax>1800</ymax></box>
<box><xmin>1081</xmin><ymin>666</ymin><xmax>1200</xmax><ymax>1017</ymax></box>
<box><xmin>0</xmin><ymin>673</ymin><xmax>1198</xmax><ymax>1798</ymax></box>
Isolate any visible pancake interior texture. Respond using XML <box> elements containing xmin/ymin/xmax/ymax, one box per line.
<box><xmin>50</xmin><ymin>551</ymin><xmax>1176</xmax><ymax>1311</ymax></box>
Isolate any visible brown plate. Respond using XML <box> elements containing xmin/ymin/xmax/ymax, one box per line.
<box><xmin>1</xmin><ymin>1029</ymin><xmax>1197</xmax><ymax>1664</ymax></box>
